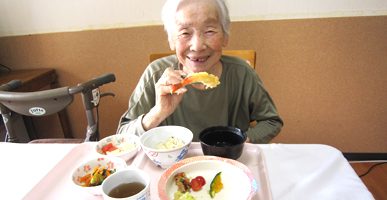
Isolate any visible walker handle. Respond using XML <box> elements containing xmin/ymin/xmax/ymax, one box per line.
<box><xmin>0</xmin><ymin>80</ymin><xmax>22</xmax><ymax>91</ymax></box>
<box><xmin>69</xmin><ymin>73</ymin><xmax>116</xmax><ymax>94</ymax></box>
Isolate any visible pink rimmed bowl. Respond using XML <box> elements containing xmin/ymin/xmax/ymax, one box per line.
<box><xmin>158</xmin><ymin>156</ymin><xmax>257</xmax><ymax>200</ymax></box>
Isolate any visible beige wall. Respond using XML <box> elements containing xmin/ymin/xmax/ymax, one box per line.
<box><xmin>1</xmin><ymin>16</ymin><xmax>386</xmax><ymax>152</ymax></box>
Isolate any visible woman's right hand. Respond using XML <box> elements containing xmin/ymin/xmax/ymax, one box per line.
<box><xmin>142</xmin><ymin>67</ymin><xmax>187</xmax><ymax>130</ymax></box>
<box><xmin>155</xmin><ymin>67</ymin><xmax>188</xmax><ymax>115</ymax></box>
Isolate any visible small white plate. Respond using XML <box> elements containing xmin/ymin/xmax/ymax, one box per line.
<box><xmin>158</xmin><ymin>156</ymin><xmax>257</xmax><ymax>200</ymax></box>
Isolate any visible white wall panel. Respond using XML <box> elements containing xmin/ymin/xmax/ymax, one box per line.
<box><xmin>0</xmin><ymin>0</ymin><xmax>386</xmax><ymax>36</ymax></box>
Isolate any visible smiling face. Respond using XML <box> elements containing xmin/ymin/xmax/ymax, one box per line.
<box><xmin>169</xmin><ymin>0</ymin><xmax>228</xmax><ymax>74</ymax></box>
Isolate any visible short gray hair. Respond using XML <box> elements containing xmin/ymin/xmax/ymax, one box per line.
<box><xmin>161</xmin><ymin>0</ymin><xmax>231</xmax><ymax>43</ymax></box>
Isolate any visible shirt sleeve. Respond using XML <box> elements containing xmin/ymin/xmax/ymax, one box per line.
<box><xmin>243</xmin><ymin>65</ymin><xmax>284</xmax><ymax>143</ymax></box>
<box><xmin>115</xmin><ymin>56</ymin><xmax>176</xmax><ymax>136</ymax></box>
<box><xmin>116</xmin><ymin>68</ymin><xmax>156</xmax><ymax>136</ymax></box>
<box><xmin>247</xmin><ymin>118</ymin><xmax>283</xmax><ymax>143</ymax></box>
<box><xmin>116</xmin><ymin>113</ymin><xmax>146</xmax><ymax>136</ymax></box>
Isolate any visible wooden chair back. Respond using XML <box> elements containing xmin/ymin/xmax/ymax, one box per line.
<box><xmin>150</xmin><ymin>50</ymin><xmax>256</xmax><ymax>69</ymax></box>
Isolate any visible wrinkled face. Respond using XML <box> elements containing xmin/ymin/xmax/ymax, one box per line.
<box><xmin>169</xmin><ymin>0</ymin><xmax>228</xmax><ymax>74</ymax></box>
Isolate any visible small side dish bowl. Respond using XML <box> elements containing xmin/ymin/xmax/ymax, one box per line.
<box><xmin>71</xmin><ymin>156</ymin><xmax>127</xmax><ymax>195</ymax></box>
<box><xmin>96</xmin><ymin>134</ymin><xmax>141</xmax><ymax>161</ymax></box>
<box><xmin>139</xmin><ymin>126</ymin><xmax>193</xmax><ymax>169</ymax></box>
<box><xmin>199</xmin><ymin>126</ymin><xmax>247</xmax><ymax>160</ymax></box>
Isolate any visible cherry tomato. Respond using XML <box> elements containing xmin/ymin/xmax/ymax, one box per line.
<box><xmin>190</xmin><ymin>176</ymin><xmax>206</xmax><ymax>191</ymax></box>
<box><xmin>190</xmin><ymin>178</ymin><xmax>202</xmax><ymax>191</ymax></box>
<box><xmin>194</xmin><ymin>176</ymin><xmax>206</xmax><ymax>186</ymax></box>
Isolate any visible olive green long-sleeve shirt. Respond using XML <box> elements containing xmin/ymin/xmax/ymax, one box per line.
<box><xmin>117</xmin><ymin>55</ymin><xmax>283</xmax><ymax>143</ymax></box>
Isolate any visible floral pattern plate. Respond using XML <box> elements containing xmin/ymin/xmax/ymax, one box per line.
<box><xmin>71</xmin><ymin>156</ymin><xmax>127</xmax><ymax>195</ymax></box>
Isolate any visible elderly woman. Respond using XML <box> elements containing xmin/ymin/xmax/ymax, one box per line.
<box><xmin>117</xmin><ymin>0</ymin><xmax>283</xmax><ymax>143</ymax></box>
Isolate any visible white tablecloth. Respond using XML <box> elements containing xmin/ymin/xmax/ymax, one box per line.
<box><xmin>0</xmin><ymin>142</ymin><xmax>374</xmax><ymax>200</ymax></box>
<box><xmin>261</xmin><ymin>144</ymin><xmax>373</xmax><ymax>200</ymax></box>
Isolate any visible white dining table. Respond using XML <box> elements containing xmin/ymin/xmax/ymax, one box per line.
<box><xmin>0</xmin><ymin>142</ymin><xmax>374</xmax><ymax>200</ymax></box>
